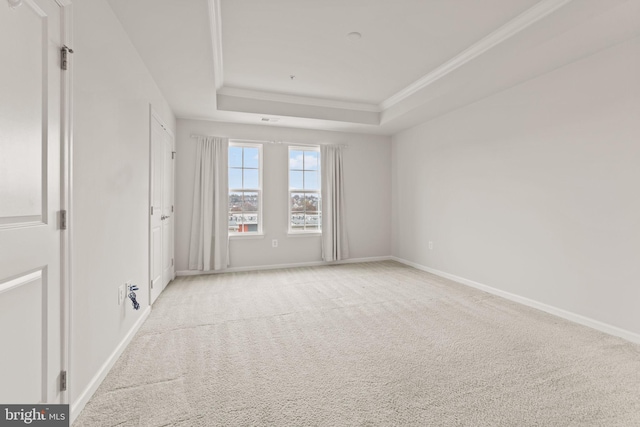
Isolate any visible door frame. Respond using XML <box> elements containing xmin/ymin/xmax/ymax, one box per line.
<box><xmin>59</xmin><ymin>0</ymin><xmax>73</xmax><ymax>405</ymax></box>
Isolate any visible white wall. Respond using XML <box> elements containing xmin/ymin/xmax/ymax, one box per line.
<box><xmin>71</xmin><ymin>0</ymin><xmax>175</xmax><ymax>415</ymax></box>
<box><xmin>175</xmin><ymin>119</ymin><xmax>392</xmax><ymax>271</ymax></box>
<box><xmin>392</xmin><ymin>36</ymin><xmax>640</xmax><ymax>337</ymax></box>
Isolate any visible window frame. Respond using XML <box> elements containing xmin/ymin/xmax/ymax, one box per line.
<box><xmin>288</xmin><ymin>145</ymin><xmax>321</xmax><ymax>235</ymax></box>
<box><xmin>228</xmin><ymin>141</ymin><xmax>263</xmax><ymax>236</ymax></box>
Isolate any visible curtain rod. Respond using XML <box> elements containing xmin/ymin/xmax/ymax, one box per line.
<box><xmin>190</xmin><ymin>134</ymin><xmax>268</xmax><ymax>144</ymax></box>
<box><xmin>189</xmin><ymin>134</ymin><xmax>347</xmax><ymax>148</ymax></box>
<box><xmin>279</xmin><ymin>141</ymin><xmax>347</xmax><ymax>149</ymax></box>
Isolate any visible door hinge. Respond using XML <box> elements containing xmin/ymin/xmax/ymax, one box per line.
<box><xmin>60</xmin><ymin>371</ymin><xmax>67</xmax><ymax>391</ymax></box>
<box><xmin>172</xmin><ymin>151</ymin><xmax>176</xmax><ymax>159</ymax></box>
<box><xmin>59</xmin><ymin>210</ymin><xmax>67</xmax><ymax>230</ymax></box>
<box><xmin>150</xmin><ymin>206</ymin><xmax>154</xmax><ymax>215</ymax></box>
<box><xmin>171</xmin><ymin>258</ymin><xmax>174</xmax><ymax>266</ymax></box>
<box><xmin>61</xmin><ymin>45</ymin><xmax>74</xmax><ymax>70</ymax></box>
<box><xmin>171</xmin><ymin>205</ymin><xmax>174</xmax><ymax>213</ymax></box>
<box><xmin>150</xmin><ymin>280</ymin><xmax>154</xmax><ymax>289</ymax></box>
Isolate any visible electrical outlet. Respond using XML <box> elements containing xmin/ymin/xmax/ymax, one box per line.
<box><xmin>428</xmin><ymin>241</ymin><xmax>433</xmax><ymax>250</ymax></box>
<box><xmin>118</xmin><ymin>284</ymin><xmax>125</xmax><ymax>305</ymax></box>
<box><xmin>272</xmin><ymin>239</ymin><xmax>278</xmax><ymax>248</ymax></box>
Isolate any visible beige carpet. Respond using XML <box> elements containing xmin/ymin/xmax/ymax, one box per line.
<box><xmin>74</xmin><ymin>261</ymin><xmax>640</xmax><ymax>426</ymax></box>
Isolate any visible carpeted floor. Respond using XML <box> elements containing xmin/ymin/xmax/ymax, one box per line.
<box><xmin>74</xmin><ymin>261</ymin><xmax>640</xmax><ymax>426</ymax></box>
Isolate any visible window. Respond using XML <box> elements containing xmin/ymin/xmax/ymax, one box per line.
<box><xmin>289</xmin><ymin>146</ymin><xmax>321</xmax><ymax>232</ymax></box>
<box><xmin>229</xmin><ymin>142</ymin><xmax>262</xmax><ymax>234</ymax></box>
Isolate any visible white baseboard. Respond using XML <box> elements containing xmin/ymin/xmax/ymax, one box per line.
<box><xmin>70</xmin><ymin>306</ymin><xmax>151</xmax><ymax>424</ymax></box>
<box><xmin>176</xmin><ymin>256</ymin><xmax>393</xmax><ymax>277</ymax></box>
<box><xmin>391</xmin><ymin>256</ymin><xmax>640</xmax><ymax>345</ymax></box>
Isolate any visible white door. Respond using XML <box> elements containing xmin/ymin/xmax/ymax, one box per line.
<box><xmin>0</xmin><ymin>0</ymin><xmax>65</xmax><ymax>403</ymax></box>
<box><xmin>150</xmin><ymin>113</ymin><xmax>173</xmax><ymax>304</ymax></box>
<box><xmin>161</xmin><ymin>127</ymin><xmax>174</xmax><ymax>289</ymax></box>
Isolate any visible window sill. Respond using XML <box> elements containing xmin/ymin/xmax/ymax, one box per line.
<box><xmin>287</xmin><ymin>231</ymin><xmax>322</xmax><ymax>238</ymax></box>
<box><xmin>230</xmin><ymin>233</ymin><xmax>265</xmax><ymax>240</ymax></box>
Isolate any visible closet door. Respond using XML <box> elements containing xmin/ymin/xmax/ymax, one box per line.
<box><xmin>161</xmin><ymin>127</ymin><xmax>174</xmax><ymax>288</ymax></box>
<box><xmin>0</xmin><ymin>0</ymin><xmax>65</xmax><ymax>403</ymax></box>
<box><xmin>150</xmin><ymin>113</ymin><xmax>174</xmax><ymax>305</ymax></box>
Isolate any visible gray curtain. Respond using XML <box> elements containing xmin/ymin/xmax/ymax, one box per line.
<box><xmin>188</xmin><ymin>136</ymin><xmax>229</xmax><ymax>270</ymax></box>
<box><xmin>321</xmin><ymin>144</ymin><xmax>349</xmax><ymax>261</ymax></box>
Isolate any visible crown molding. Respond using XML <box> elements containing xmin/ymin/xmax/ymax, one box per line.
<box><xmin>208</xmin><ymin>0</ymin><xmax>224</xmax><ymax>90</ymax></box>
<box><xmin>380</xmin><ymin>0</ymin><xmax>574</xmax><ymax>110</ymax></box>
<box><xmin>218</xmin><ymin>87</ymin><xmax>381</xmax><ymax>113</ymax></box>
<box><xmin>217</xmin><ymin>93</ymin><xmax>380</xmax><ymax>125</ymax></box>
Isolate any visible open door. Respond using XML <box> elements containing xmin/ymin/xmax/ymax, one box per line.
<box><xmin>0</xmin><ymin>0</ymin><xmax>67</xmax><ymax>403</ymax></box>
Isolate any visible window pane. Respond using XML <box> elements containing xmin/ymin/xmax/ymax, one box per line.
<box><xmin>305</xmin><ymin>194</ymin><xmax>320</xmax><ymax>213</ymax></box>
<box><xmin>229</xmin><ymin>167</ymin><xmax>242</xmax><ymax>189</ymax></box>
<box><xmin>305</xmin><ymin>214</ymin><xmax>320</xmax><ymax>228</ymax></box>
<box><xmin>304</xmin><ymin>151</ymin><xmax>319</xmax><ymax>170</ymax></box>
<box><xmin>229</xmin><ymin>192</ymin><xmax>243</xmax><ymax>212</ymax></box>
<box><xmin>289</xmin><ymin>150</ymin><xmax>304</xmax><ymax>170</ymax></box>
<box><xmin>289</xmin><ymin>170</ymin><xmax>303</xmax><ymax>190</ymax></box>
<box><xmin>229</xmin><ymin>212</ymin><xmax>242</xmax><ymax>232</ymax></box>
<box><xmin>304</xmin><ymin>171</ymin><xmax>319</xmax><ymax>190</ymax></box>
<box><xmin>229</xmin><ymin>146</ymin><xmax>242</xmax><ymax>167</ymax></box>
<box><xmin>243</xmin><ymin>192</ymin><xmax>258</xmax><ymax>212</ymax></box>
<box><xmin>290</xmin><ymin>192</ymin><xmax>305</xmax><ymax>212</ymax></box>
<box><xmin>243</xmin><ymin>169</ymin><xmax>259</xmax><ymax>189</ymax></box>
<box><xmin>291</xmin><ymin>213</ymin><xmax>305</xmax><ymax>227</ymax></box>
<box><xmin>244</xmin><ymin>211</ymin><xmax>258</xmax><ymax>225</ymax></box>
<box><xmin>243</xmin><ymin>147</ymin><xmax>259</xmax><ymax>168</ymax></box>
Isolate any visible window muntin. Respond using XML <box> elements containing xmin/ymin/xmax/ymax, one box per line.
<box><xmin>289</xmin><ymin>147</ymin><xmax>321</xmax><ymax>232</ymax></box>
<box><xmin>229</xmin><ymin>142</ymin><xmax>262</xmax><ymax>234</ymax></box>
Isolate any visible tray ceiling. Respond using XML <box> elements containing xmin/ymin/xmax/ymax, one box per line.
<box><xmin>107</xmin><ymin>0</ymin><xmax>640</xmax><ymax>135</ymax></box>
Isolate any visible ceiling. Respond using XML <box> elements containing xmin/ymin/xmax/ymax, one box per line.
<box><xmin>107</xmin><ymin>0</ymin><xmax>639</xmax><ymax>135</ymax></box>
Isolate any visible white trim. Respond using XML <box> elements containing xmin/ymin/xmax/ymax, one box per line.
<box><xmin>218</xmin><ymin>87</ymin><xmax>381</xmax><ymax>113</ymax></box>
<box><xmin>287</xmin><ymin>231</ymin><xmax>322</xmax><ymax>238</ymax></box>
<box><xmin>176</xmin><ymin>255</ymin><xmax>392</xmax><ymax>276</ymax></box>
<box><xmin>288</xmin><ymin>145</ymin><xmax>321</xmax><ymax>234</ymax></box>
<box><xmin>390</xmin><ymin>257</ymin><xmax>640</xmax><ymax>345</ymax></box>
<box><xmin>70</xmin><ymin>306</ymin><xmax>151</xmax><ymax>424</ymax></box>
<box><xmin>229</xmin><ymin>233</ymin><xmax>264</xmax><ymax>240</ymax></box>
<box><xmin>0</xmin><ymin>270</ymin><xmax>41</xmax><ymax>294</ymax></box>
<box><xmin>23</xmin><ymin>0</ymin><xmax>45</xmax><ymax>16</ymax></box>
<box><xmin>207</xmin><ymin>0</ymin><xmax>223</xmax><ymax>91</ymax></box>
<box><xmin>62</xmin><ymin>0</ymin><xmax>74</xmax><ymax>407</ymax></box>
<box><xmin>151</xmin><ymin>108</ymin><xmax>174</xmax><ymax>137</ymax></box>
<box><xmin>380</xmin><ymin>0</ymin><xmax>574</xmax><ymax>110</ymax></box>
<box><xmin>229</xmin><ymin>141</ymin><xmax>263</xmax><ymax>235</ymax></box>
